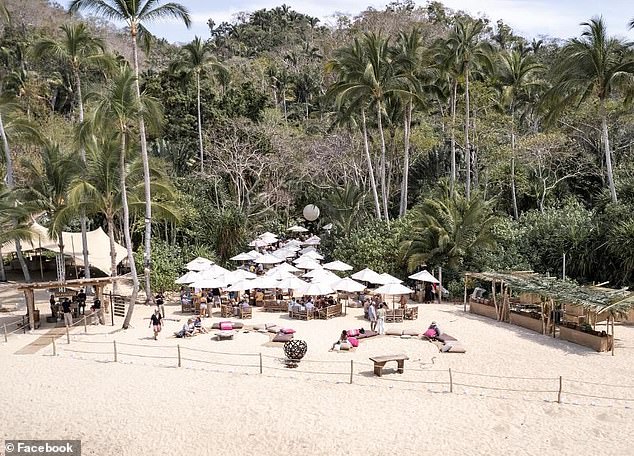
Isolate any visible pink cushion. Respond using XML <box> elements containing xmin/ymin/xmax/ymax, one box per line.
<box><xmin>220</xmin><ymin>322</ymin><xmax>233</xmax><ymax>331</ymax></box>
<box><xmin>281</xmin><ymin>328</ymin><xmax>296</xmax><ymax>334</ymax></box>
<box><xmin>347</xmin><ymin>329</ymin><xmax>360</xmax><ymax>337</ymax></box>
<box><xmin>423</xmin><ymin>329</ymin><xmax>436</xmax><ymax>338</ymax></box>
<box><xmin>348</xmin><ymin>336</ymin><xmax>359</xmax><ymax>347</ymax></box>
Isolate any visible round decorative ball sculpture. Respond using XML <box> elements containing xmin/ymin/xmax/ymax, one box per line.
<box><xmin>283</xmin><ymin>339</ymin><xmax>308</xmax><ymax>368</ymax></box>
<box><xmin>303</xmin><ymin>204</ymin><xmax>320</xmax><ymax>221</ymax></box>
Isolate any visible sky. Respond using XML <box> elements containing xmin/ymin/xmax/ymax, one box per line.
<box><xmin>140</xmin><ymin>0</ymin><xmax>634</xmax><ymax>44</ymax></box>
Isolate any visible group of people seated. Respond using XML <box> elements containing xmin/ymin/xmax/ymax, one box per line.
<box><xmin>175</xmin><ymin>316</ymin><xmax>208</xmax><ymax>338</ymax></box>
<box><xmin>288</xmin><ymin>296</ymin><xmax>336</xmax><ymax>313</ymax></box>
<box><xmin>228</xmin><ymin>298</ymin><xmax>251</xmax><ymax>316</ymax></box>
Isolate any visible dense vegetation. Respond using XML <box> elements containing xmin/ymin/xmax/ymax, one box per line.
<box><xmin>3</xmin><ymin>0</ymin><xmax>634</xmax><ymax>318</ymax></box>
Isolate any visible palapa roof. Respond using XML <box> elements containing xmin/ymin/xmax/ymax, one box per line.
<box><xmin>466</xmin><ymin>270</ymin><xmax>634</xmax><ymax>316</ymax></box>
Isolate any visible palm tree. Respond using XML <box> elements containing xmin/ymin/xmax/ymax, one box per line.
<box><xmin>446</xmin><ymin>18</ymin><xmax>493</xmax><ymax>199</ymax></box>
<box><xmin>88</xmin><ymin>65</ymin><xmax>163</xmax><ymax>329</ymax></box>
<box><xmin>170</xmin><ymin>36</ymin><xmax>227</xmax><ymax>173</ymax></box>
<box><xmin>496</xmin><ymin>49</ymin><xmax>543</xmax><ymax>219</ymax></box>
<box><xmin>20</xmin><ymin>142</ymin><xmax>81</xmax><ymax>282</ymax></box>
<box><xmin>547</xmin><ymin>17</ymin><xmax>634</xmax><ymax>203</ymax></box>
<box><xmin>33</xmin><ymin>22</ymin><xmax>112</xmax><ymax>285</ymax></box>
<box><xmin>402</xmin><ymin>190</ymin><xmax>497</xmax><ymax>272</ymax></box>
<box><xmin>0</xmin><ymin>184</ymin><xmax>34</xmax><ymax>282</ymax></box>
<box><xmin>69</xmin><ymin>0</ymin><xmax>191</xmax><ymax>303</ymax></box>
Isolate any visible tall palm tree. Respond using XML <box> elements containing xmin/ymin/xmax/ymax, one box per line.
<box><xmin>170</xmin><ymin>36</ymin><xmax>227</xmax><ymax>173</ymax></box>
<box><xmin>446</xmin><ymin>17</ymin><xmax>493</xmax><ymax>199</ymax></box>
<box><xmin>20</xmin><ymin>142</ymin><xmax>81</xmax><ymax>282</ymax></box>
<box><xmin>402</xmin><ymin>190</ymin><xmax>497</xmax><ymax>272</ymax></box>
<box><xmin>69</xmin><ymin>0</ymin><xmax>191</xmax><ymax>303</ymax></box>
<box><xmin>0</xmin><ymin>184</ymin><xmax>34</xmax><ymax>282</ymax></box>
<box><xmin>497</xmin><ymin>49</ymin><xmax>543</xmax><ymax>219</ymax></box>
<box><xmin>33</xmin><ymin>22</ymin><xmax>113</xmax><ymax>285</ymax></box>
<box><xmin>326</xmin><ymin>38</ymin><xmax>382</xmax><ymax>220</ymax></box>
<box><xmin>88</xmin><ymin>65</ymin><xmax>163</xmax><ymax>329</ymax></box>
<box><xmin>547</xmin><ymin>17</ymin><xmax>634</xmax><ymax>203</ymax></box>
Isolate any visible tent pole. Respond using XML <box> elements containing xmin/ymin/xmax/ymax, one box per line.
<box><xmin>463</xmin><ymin>275</ymin><xmax>467</xmax><ymax>312</ymax></box>
<box><xmin>38</xmin><ymin>235</ymin><xmax>43</xmax><ymax>280</ymax></box>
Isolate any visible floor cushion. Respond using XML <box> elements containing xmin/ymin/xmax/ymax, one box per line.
<box><xmin>442</xmin><ymin>343</ymin><xmax>466</xmax><ymax>353</ymax></box>
<box><xmin>363</xmin><ymin>330</ymin><xmax>378</xmax><ymax>338</ymax></box>
<box><xmin>403</xmin><ymin>329</ymin><xmax>420</xmax><ymax>336</ymax></box>
<box><xmin>348</xmin><ymin>336</ymin><xmax>359</xmax><ymax>347</ymax></box>
<box><xmin>339</xmin><ymin>342</ymin><xmax>351</xmax><ymax>350</ymax></box>
<box><xmin>267</xmin><ymin>326</ymin><xmax>279</xmax><ymax>333</ymax></box>
<box><xmin>273</xmin><ymin>333</ymin><xmax>293</xmax><ymax>343</ymax></box>
<box><xmin>386</xmin><ymin>328</ymin><xmax>403</xmax><ymax>336</ymax></box>
<box><xmin>437</xmin><ymin>333</ymin><xmax>457</xmax><ymax>342</ymax></box>
<box><xmin>281</xmin><ymin>328</ymin><xmax>296</xmax><ymax>334</ymax></box>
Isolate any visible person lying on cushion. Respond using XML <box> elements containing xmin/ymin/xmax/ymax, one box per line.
<box><xmin>331</xmin><ymin>330</ymin><xmax>349</xmax><ymax>351</ymax></box>
<box><xmin>423</xmin><ymin>321</ymin><xmax>442</xmax><ymax>340</ymax></box>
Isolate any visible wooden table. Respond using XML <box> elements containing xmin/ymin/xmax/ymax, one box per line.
<box><xmin>369</xmin><ymin>354</ymin><xmax>409</xmax><ymax>377</ymax></box>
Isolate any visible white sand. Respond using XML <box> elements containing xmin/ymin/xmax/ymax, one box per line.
<box><xmin>2</xmin><ymin>288</ymin><xmax>634</xmax><ymax>455</ymax></box>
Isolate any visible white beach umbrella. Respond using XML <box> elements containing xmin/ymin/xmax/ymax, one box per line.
<box><xmin>408</xmin><ymin>269</ymin><xmax>440</xmax><ymax>283</ymax></box>
<box><xmin>300</xmin><ymin>281</ymin><xmax>335</xmax><ymax>295</ymax></box>
<box><xmin>351</xmin><ymin>268</ymin><xmax>383</xmax><ymax>284</ymax></box>
<box><xmin>285</xmin><ymin>239</ymin><xmax>303</xmax><ymax>247</ymax></box>
<box><xmin>375</xmin><ymin>273</ymin><xmax>403</xmax><ymax>285</ymax></box>
<box><xmin>266</xmin><ymin>269</ymin><xmax>295</xmax><ymax>280</ymax></box>
<box><xmin>374</xmin><ymin>283</ymin><xmax>413</xmax><ymax>295</ymax></box>
<box><xmin>246</xmin><ymin>250</ymin><xmax>264</xmax><ymax>261</ymax></box>
<box><xmin>249</xmin><ymin>238</ymin><xmax>270</xmax><ymax>247</ymax></box>
<box><xmin>191</xmin><ymin>277</ymin><xmax>229</xmax><ymax>289</ymax></box>
<box><xmin>287</xmin><ymin>225</ymin><xmax>309</xmax><ymax>232</ymax></box>
<box><xmin>258</xmin><ymin>231</ymin><xmax>278</xmax><ymax>239</ymax></box>
<box><xmin>293</xmin><ymin>252</ymin><xmax>323</xmax><ymax>263</ymax></box>
<box><xmin>323</xmin><ymin>260</ymin><xmax>353</xmax><ymax>271</ymax></box>
<box><xmin>322</xmin><ymin>223</ymin><xmax>333</xmax><ymax>230</ymax></box>
<box><xmin>185</xmin><ymin>256</ymin><xmax>214</xmax><ymax>271</ymax></box>
<box><xmin>283</xmin><ymin>244</ymin><xmax>301</xmax><ymax>252</ymax></box>
<box><xmin>227</xmin><ymin>269</ymin><xmax>257</xmax><ymax>282</ymax></box>
<box><xmin>230</xmin><ymin>252</ymin><xmax>255</xmax><ymax>261</ymax></box>
<box><xmin>301</xmin><ymin>267</ymin><xmax>325</xmax><ymax>278</ymax></box>
<box><xmin>257</xmin><ymin>253</ymin><xmax>284</xmax><ymax>264</ymax></box>
<box><xmin>175</xmin><ymin>271</ymin><xmax>201</xmax><ymax>284</ymax></box>
<box><xmin>299</xmin><ymin>246</ymin><xmax>317</xmax><ymax>254</ymax></box>
<box><xmin>267</xmin><ymin>263</ymin><xmax>300</xmax><ymax>275</ymax></box>
<box><xmin>227</xmin><ymin>279</ymin><xmax>253</xmax><ymax>292</ymax></box>
<box><xmin>294</xmin><ymin>259</ymin><xmax>322</xmax><ymax>270</ymax></box>
<box><xmin>199</xmin><ymin>264</ymin><xmax>231</xmax><ymax>279</ymax></box>
<box><xmin>272</xmin><ymin>248</ymin><xmax>294</xmax><ymax>259</ymax></box>
<box><xmin>303</xmin><ymin>235</ymin><xmax>321</xmax><ymax>246</ymax></box>
<box><xmin>249</xmin><ymin>276</ymin><xmax>281</xmax><ymax>289</ymax></box>
<box><xmin>331</xmin><ymin>277</ymin><xmax>366</xmax><ymax>293</ymax></box>
<box><xmin>277</xmin><ymin>276</ymin><xmax>308</xmax><ymax>290</ymax></box>
<box><xmin>309</xmin><ymin>270</ymin><xmax>341</xmax><ymax>285</ymax></box>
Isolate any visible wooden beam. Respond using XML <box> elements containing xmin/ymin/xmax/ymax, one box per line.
<box><xmin>25</xmin><ymin>288</ymin><xmax>35</xmax><ymax>332</ymax></box>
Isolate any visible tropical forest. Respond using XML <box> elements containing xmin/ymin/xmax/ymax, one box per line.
<box><xmin>3</xmin><ymin>0</ymin><xmax>634</xmax><ymax>307</ymax></box>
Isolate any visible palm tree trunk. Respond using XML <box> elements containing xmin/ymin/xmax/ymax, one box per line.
<box><xmin>57</xmin><ymin>234</ymin><xmax>65</xmax><ymax>282</ymax></box>
<box><xmin>510</xmin><ymin>112</ymin><xmax>519</xmax><ymax>219</ymax></box>
<box><xmin>0</xmin><ymin>246</ymin><xmax>5</xmax><ymax>281</ymax></box>
<box><xmin>450</xmin><ymin>79</ymin><xmax>457</xmax><ymax>197</ymax></box>
<box><xmin>75</xmin><ymin>69</ymin><xmax>92</xmax><ymax>286</ymax></box>
<box><xmin>119</xmin><ymin>134</ymin><xmax>139</xmax><ymax>330</ymax></box>
<box><xmin>464</xmin><ymin>70</ymin><xmax>471</xmax><ymax>200</ymax></box>
<box><xmin>196</xmin><ymin>70</ymin><xmax>204</xmax><ymax>173</ymax></box>
<box><xmin>107</xmin><ymin>213</ymin><xmax>118</xmax><ymax>294</ymax></box>
<box><xmin>600</xmin><ymin>99</ymin><xmax>618</xmax><ymax>203</ymax></box>
<box><xmin>361</xmin><ymin>109</ymin><xmax>382</xmax><ymax>219</ymax></box>
<box><xmin>0</xmin><ymin>111</ymin><xmax>30</xmax><ymax>282</ymax></box>
<box><xmin>130</xmin><ymin>31</ymin><xmax>153</xmax><ymax>304</ymax></box>
<box><xmin>377</xmin><ymin>101</ymin><xmax>389</xmax><ymax>220</ymax></box>
<box><xmin>399</xmin><ymin>100</ymin><xmax>413</xmax><ymax>217</ymax></box>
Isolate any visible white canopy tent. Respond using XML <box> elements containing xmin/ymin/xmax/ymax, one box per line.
<box><xmin>323</xmin><ymin>260</ymin><xmax>353</xmax><ymax>271</ymax></box>
<box><xmin>376</xmin><ymin>273</ymin><xmax>403</xmax><ymax>284</ymax></box>
<box><xmin>287</xmin><ymin>225</ymin><xmax>308</xmax><ymax>233</ymax></box>
<box><xmin>1</xmin><ymin>222</ymin><xmax>127</xmax><ymax>275</ymax></box>
<box><xmin>175</xmin><ymin>271</ymin><xmax>201</xmax><ymax>284</ymax></box>
<box><xmin>230</xmin><ymin>252</ymin><xmax>255</xmax><ymax>261</ymax></box>
<box><xmin>351</xmin><ymin>268</ymin><xmax>383</xmax><ymax>284</ymax></box>
<box><xmin>266</xmin><ymin>262</ymin><xmax>300</xmax><ymax>275</ymax></box>
<box><xmin>408</xmin><ymin>269</ymin><xmax>440</xmax><ymax>283</ymax></box>
<box><xmin>331</xmin><ymin>277</ymin><xmax>366</xmax><ymax>293</ymax></box>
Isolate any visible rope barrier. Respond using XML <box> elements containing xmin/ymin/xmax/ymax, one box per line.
<box><xmin>452</xmin><ymin>370</ymin><xmax>559</xmax><ymax>381</ymax></box>
<box><xmin>564</xmin><ymin>391</ymin><xmax>634</xmax><ymax>402</ymax></box>
<box><xmin>116</xmin><ymin>342</ymin><xmax>174</xmax><ymax>349</ymax></box>
<box><xmin>453</xmin><ymin>382</ymin><xmax>559</xmax><ymax>394</ymax></box>
<box><xmin>180</xmin><ymin>346</ymin><xmax>260</xmax><ymax>357</ymax></box>
<box><xmin>180</xmin><ymin>357</ymin><xmax>259</xmax><ymax>369</ymax></box>
<box><xmin>565</xmin><ymin>378</ymin><xmax>634</xmax><ymax>389</ymax></box>
<box><xmin>116</xmin><ymin>352</ymin><xmax>175</xmax><ymax>360</ymax></box>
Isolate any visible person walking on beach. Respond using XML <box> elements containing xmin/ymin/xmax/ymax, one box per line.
<box><xmin>49</xmin><ymin>294</ymin><xmax>57</xmax><ymax>320</ymax></box>
<box><xmin>368</xmin><ymin>301</ymin><xmax>377</xmax><ymax>332</ymax></box>
<box><xmin>376</xmin><ymin>303</ymin><xmax>386</xmax><ymax>335</ymax></box>
<box><xmin>77</xmin><ymin>288</ymin><xmax>87</xmax><ymax>315</ymax></box>
<box><xmin>91</xmin><ymin>297</ymin><xmax>104</xmax><ymax>325</ymax></box>
<box><xmin>155</xmin><ymin>291</ymin><xmax>165</xmax><ymax>318</ymax></box>
<box><xmin>149</xmin><ymin>309</ymin><xmax>163</xmax><ymax>340</ymax></box>
<box><xmin>62</xmin><ymin>298</ymin><xmax>73</xmax><ymax>327</ymax></box>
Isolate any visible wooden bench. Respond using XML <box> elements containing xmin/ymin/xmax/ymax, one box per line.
<box><xmin>369</xmin><ymin>354</ymin><xmax>409</xmax><ymax>377</ymax></box>
<box><xmin>316</xmin><ymin>303</ymin><xmax>342</xmax><ymax>319</ymax></box>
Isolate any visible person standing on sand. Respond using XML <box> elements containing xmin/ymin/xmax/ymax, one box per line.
<box><xmin>376</xmin><ymin>304</ymin><xmax>386</xmax><ymax>335</ymax></box>
<box><xmin>49</xmin><ymin>294</ymin><xmax>57</xmax><ymax>320</ymax></box>
<box><xmin>62</xmin><ymin>298</ymin><xmax>72</xmax><ymax>327</ymax></box>
<box><xmin>149</xmin><ymin>309</ymin><xmax>163</xmax><ymax>340</ymax></box>
<box><xmin>368</xmin><ymin>301</ymin><xmax>377</xmax><ymax>332</ymax></box>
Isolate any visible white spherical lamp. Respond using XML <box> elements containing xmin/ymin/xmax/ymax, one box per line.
<box><xmin>303</xmin><ymin>204</ymin><xmax>320</xmax><ymax>221</ymax></box>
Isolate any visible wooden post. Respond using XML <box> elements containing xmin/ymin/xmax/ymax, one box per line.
<box><xmin>259</xmin><ymin>352</ymin><xmax>263</xmax><ymax>374</ymax></box>
<box><xmin>558</xmin><ymin>376</ymin><xmax>562</xmax><ymax>403</ymax></box>
<box><xmin>438</xmin><ymin>267</ymin><xmax>442</xmax><ymax>304</ymax></box>
<box><xmin>83</xmin><ymin>316</ymin><xmax>87</xmax><ymax>333</ymax></box>
<box><xmin>611</xmin><ymin>315</ymin><xmax>615</xmax><ymax>357</ymax></box>
<box><xmin>177</xmin><ymin>344</ymin><xmax>181</xmax><ymax>367</ymax></box>
<box><xmin>51</xmin><ymin>337</ymin><xmax>56</xmax><ymax>356</ymax></box>
<box><xmin>449</xmin><ymin>368</ymin><xmax>453</xmax><ymax>393</ymax></box>
<box><xmin>3</xmin><ymin>323</ymin><xmax>6</xmax><ymax>342</ymax></box>
<box><xmin>463</xmin><ymin>276</ymin><xmax>468</xmax><ymax>312</ymax></box>
<box><xmin>492</xmin><ymin>279</ymin><xmax>499</xmax><ymax>320</ymax></box>
<box><xmin>350</xmin><ymin>360</ymin><xmax>354</xmax><ymax>384</ymax></box>
<box><xmin>66</xmin><ymin>326</ymin><xmax>70</xmax><ymax>344</ymax></box>
<box><xmin>113</xmin><ymin>340</ymin><xmax>118</xmax><ymax>363</ymax></box>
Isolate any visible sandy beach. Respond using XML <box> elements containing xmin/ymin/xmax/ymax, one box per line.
<box><xmin>2</xmin><ymin>286</ymin><xmax>634</xmax><ymax>455</ymax></box>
